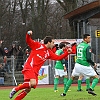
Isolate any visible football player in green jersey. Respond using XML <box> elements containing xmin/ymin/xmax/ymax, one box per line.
<box><xmin>60</xmin><ymin>34</ymin><xmax>99</xmax><ymax>96</ymax></box>
<box><xmin>54</xmin><ymin>43</ymin><xmax>68</xmax><ymax>92</ymax></box>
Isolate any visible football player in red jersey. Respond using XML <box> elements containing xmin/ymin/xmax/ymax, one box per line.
<box><xmin>9</xmin><ymin>30</ymin><xmax>72</xmax><ymax>100</ymax></box>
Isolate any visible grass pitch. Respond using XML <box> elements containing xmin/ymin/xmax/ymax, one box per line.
<box><xmin>0</xmin><ymin>85</ymin><xmax>100</xmax><ymax>100</ymax></box>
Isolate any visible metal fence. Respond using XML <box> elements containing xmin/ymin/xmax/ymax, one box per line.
<box><xmin>0</xmin><ymin>56</ymin><xmax>16</xmax><ymax>85</ymax></box>
<box><xmin>0</xmin><ymin>53</ymin><xmax>100</xmax><ymax>86</ymax></box>
<box><xmin>0</xmin><ymin>56</ymin><xmax>24</xmax><ymax>86</ymax></box>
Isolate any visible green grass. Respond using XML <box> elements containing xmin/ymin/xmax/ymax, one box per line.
<box><xmin>0</xmin><ymin>85</ymin><xmax>100</xmax><ymax>100</ymax></box>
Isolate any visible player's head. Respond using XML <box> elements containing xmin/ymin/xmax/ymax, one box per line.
<box><xmin>59</xmin><ymin>43</ymin><xmax>65</xmax><ymax>50</ymax></box>
<box><xmin>83</xmin><ymin>34</ymin><xmax>91</xmax><ymax>43</ymax></box>
<box><xmin>43</xmin><ymin>36</ymin><xmax>54</xmax><ymax>49</ymax></box>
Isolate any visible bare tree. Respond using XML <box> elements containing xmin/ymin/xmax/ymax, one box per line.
<box><xmin>28</xmin><ymin>0</ymin><xmax>50</xmax><ymax>39</ymax></box>
<box><xmin>0</xmin><ymin>0</ymin><xmax>17</xmax><ymax>47</ymax></box>
<box><xmin>55</xmin><ymin>0</ymin><xmax>78</xmax><ymax>38</ymax></box>
<box><xmin>0</xmin><ymin>0</ymin><xmax>96</xmax><ymax>48</ymax></box>
<box><xmin>56</xmin><ymin>0</ymin><xmax>78</xmax><ymax>12</ymax></box>
<box><xmin>46</xmin><ymin>3</ymin><xmax>66</xmax><ymax>38</ymax></box>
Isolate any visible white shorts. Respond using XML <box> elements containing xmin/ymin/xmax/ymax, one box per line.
<box><xmin>72</xmin><ymin>63</ymin><xmax>97</xmax><ymax>77</ymax></box>
<box><xmin>55</xmin><ymin>69</ymin><xmax>67</xmax><ymax>77</ymax></box>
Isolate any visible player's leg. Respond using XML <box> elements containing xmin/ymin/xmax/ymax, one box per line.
<box><xmin>77</xmin><ymin>76</ymin><xmax>90</xmax><ymax>91</ymax></box>
<box><xmin>63</xmin><ymin>75</ymin><xmax>68</xmax><ymax>90</ymax></box>
<box><xmin>9</xmin><ymin>82</ymin><xmax>30</xmax><ymax>99</ymax></box>
<box><xmin>77</xmin><ymin>75</ymin><xmax>83</xmax><ymax>91</ymax></box>
<box><xmin>82</xmin><ymin>66</ymin><xmax>99</xmax><ymax>95</ymax></box>
<box><xmin>54</xmin><ymin>75</ymin><xmax>59</xmax><ymax>92</ymax></box>
<box><xmin>88</xmin><ymin>74</ymin><xmax>99</xmax><ymax>95</ymax></box>
<box><xmin>16</xmin><ymin>80</ymin><xmax>35</xmax><ymax>91</ymax></box>
<box><xmin>9</xmin><ymin>79</ymin><xmax>36</xmax><ymax>99</ymax></box>
<box><xmin>60</xmin><ymin>76</ymin><xmax>74</xmax><ymax>96</ymax></box>
<box><xmin>54</xmin><ymin>69</ymin><xmax>60</xmax><ymax>92</ymax></box>
<box><xmin>14</xmin><ymin>88</ymin><xmax>31</xmax><ymax>100</ymax></box>
<box><xmin>60</xmin><ymin>63</ymin><xmax>81</xmax><ymax>96</ymax></box>
<box><xmin>60</xmin><ymin>65</ymin><xmax>77</xmax><ymax>96</ymax></box>
<box><xmin>90</xmin><ymin>75</ymin><xmax>99</xmax><ymax>90</ymax></box>
<box><xmin>85</xmin><ymin>77</ymin><xmax>90</xmax><ymax>91</ymax></box>
<box><xmin>9</xmin><ymin>70</ymin><xmax>37</xmax><ymax>99</ymax></box>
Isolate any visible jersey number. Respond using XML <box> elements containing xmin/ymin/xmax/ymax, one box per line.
<box><xmin>77</xmin><ymin>48</ymin><xmax>83</xmax><ymax>58</ymax></box>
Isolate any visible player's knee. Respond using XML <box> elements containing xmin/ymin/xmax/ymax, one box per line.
<box><xmin>30</xmin><ymin>79</ymin><xmax>36</xmax><ymax>87</ymax></box>
<box><xmin>78</xmin><ymin>75</ymin><xmax>83</xmax><ymax>80</ymax></box>
<box><xmin>30</xmin><ymin>82</ymin><xmax>36</xmax><ymax>87</ymax></box>
<box><xmin>95</xmin><ymin>75</ymin><xmax>99</xmax><ymax>79</ymax></box>
<box><xmin>55</xmin><ymin>75</ymin><xmax>59</xmax><ymax>78</ymax></box>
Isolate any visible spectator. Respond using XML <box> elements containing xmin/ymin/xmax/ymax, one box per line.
<box><xmin>11</xmin><ymin>44</ymin><xmax>18</xmax><ymax>58</ymax></box>
<box><xmin>0</xmin><ymin>63</ymin><xmax>6</xmax><ymax>76</ymax></box>
<box><xmin>24</xmin><ymin>48</ymin><xmax>30</xmax><ymax>61</ymax></box>
<box><xmin>0</xmin><ymin>46</ymin><xmax>15</xmax><ymax>73</ymax></box>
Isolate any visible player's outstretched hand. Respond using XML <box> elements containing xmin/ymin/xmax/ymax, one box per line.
<box><xmin>67</xmin><ymin>48</ymin><xmax>72</xmax><ymax>53</ymax></box>
<box><xmin>27</xmin><ymin>30</ymin><xmax>32</xmax><ymax>35</ymax></box>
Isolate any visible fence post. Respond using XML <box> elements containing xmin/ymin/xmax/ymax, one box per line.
<box><xmin>68</xmin><ymin>55</ymin><xmax>71</xmax><ymax>79</ymax></box>
<box><xmin>11</xmin><ymin>55</ymin><xmax>17</xmax><ymax>86</ymax></box>
<box><xmin>68</xmin><ymin>54</ymin><xmax>76</xmax><ymax>79</ymax></box>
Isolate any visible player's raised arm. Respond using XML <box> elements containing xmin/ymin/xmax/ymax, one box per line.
<box><xmin>26</xmin><ymin>30</ymin><xmax>37</xmax><ymax>49</ymax></box>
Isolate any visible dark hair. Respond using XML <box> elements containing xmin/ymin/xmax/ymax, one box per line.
<box><xmin>59</xmin><ymin>43</ymin><xmax>65</xmax><ymax>49</ymax></box>
<box><xmin>71</xmin><ymin>42</ymin><xmax>77</xmax><ymax>46</ymax></box>
<box><xmin>43</xmin><ymin>36</ymin><xmax>52</xmax><ymax>44</ymax></box>
<box><xmin>54</xmin><ymin>44</ymin><xmax>59</xmax><ymax>50</ymax></box>
<box><xmin>83</xmin><ymin>34</ymin><xmax>90</xmax><ymax>39</ymax></box>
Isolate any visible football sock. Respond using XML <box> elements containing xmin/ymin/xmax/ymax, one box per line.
<box><xmin>77</xmin><ymin>80</ymin><xmax>82</xmax><ymax>90</ymax></box>
<box><xmin>64</xmin><ymin>78</ymin><xmax>73</xmax><ymax>94</ymax></box>
<box><xmin>54</xmin><ymin>78</ymin><xmax>59</xmax><ymax>90</ymax></box>
<box><xmin>86</xmin><ymin>78</ymin><xmax>90</xmax><ymax>90</ymax></box>
<box><xmin>14</xmin><ymin>90</ymin><xmax>27</xmax><ymax>100</ymax></box>
<box><xmin>63</xmin><ymin>77</ymin><xmax>68</xmax><ymax>90</ymax></box>
<box><xmin>15</xmin><ymin>82</ymin><xmax>30</xmax><ymax>92</ymax></box>
<box><xmin>91</xmin><ymin>78</ymin><xmax>99</xmax><ymax>90</ymax></box>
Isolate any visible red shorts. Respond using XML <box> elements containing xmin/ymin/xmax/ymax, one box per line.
<box><xmin>22</xmin><ymin>69</ymin><xmax>38</xmax><ymax>88</ymax></box>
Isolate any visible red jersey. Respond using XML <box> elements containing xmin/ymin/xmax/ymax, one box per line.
<box><xmin>71</xmin><ymin>45</ymin><xmax>76</xmax><ymax>54</ymax></box>
<box><xmin>22</xmin><ymin>34</ymin><xmax>69</xmax><ymax>75</ymax></box>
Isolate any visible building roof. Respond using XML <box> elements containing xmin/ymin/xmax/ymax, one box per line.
<box><xmin>64</xmin><ymin>1</ymin><xmax>100</xmax><ymax>19</ymax></box>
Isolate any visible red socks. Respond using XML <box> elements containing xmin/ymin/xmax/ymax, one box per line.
<box><xmin>15</xmin><ymin>82</ymin><xmax>30</xmax><ymax>92</ymax></box>
<box><xmin>14</xmin><ymin>90</ymin><xmax>27</xmax><ymax>100</ymax></box>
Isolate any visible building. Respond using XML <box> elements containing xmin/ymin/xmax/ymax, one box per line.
<box><xmin>64</xmin><ymin>0</ymin><xmax>100</xmax><ymax>62</ymax></box>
